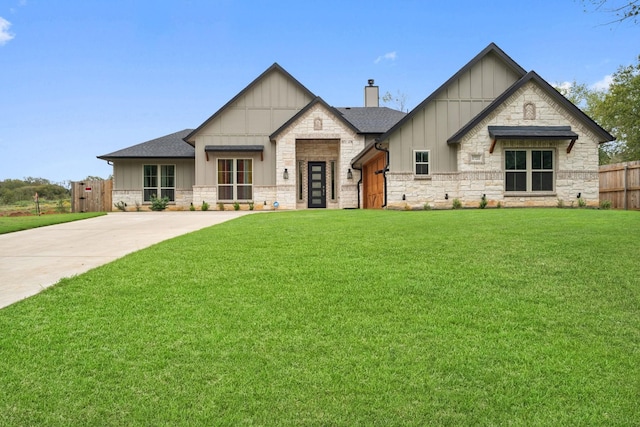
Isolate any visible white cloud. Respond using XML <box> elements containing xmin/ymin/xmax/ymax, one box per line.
<box><xmin>591</xmin><ymin>74</ymin><xmax>613</xmax><ymax>91</ymax></box>
<box><xmin>0</xmin><ymin>17</ymin><xmax>15</xmax><ymax>46</ymax></box>
<box><xmin>374</xmin><ymin>51</ymin><xmax>397</xmax><ymax>64</ymax></box>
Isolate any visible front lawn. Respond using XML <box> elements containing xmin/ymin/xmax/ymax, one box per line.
<box><xmin>0</xmin><ymin>212</ymin><xmax>106</xmax><ymax>234</ymax></box>
<box><xmin>0</xmin><ymin>209</ymin><xmax>638</xmax><ymax>425</ymax></box>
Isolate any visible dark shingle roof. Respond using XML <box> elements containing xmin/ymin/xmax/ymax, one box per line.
<box><xmin>335</xmin><ymin>107</ymin><xmax>407</xmax><ymax>133</ymax></box>
<box><xmin>97</xmin><ymin>129</ymin><xmax>195</xmax><ymax>160</ymax></box>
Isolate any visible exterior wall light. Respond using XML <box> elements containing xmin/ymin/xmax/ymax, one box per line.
<box><xmin>283</xmin><ymin>168</ymin><xmax>289</xmax><ymax>180</ymax></box>
<box><xmin>445</xmin><ymin>193</ymin><xmax>449</xmax><ymax>200</ymax></box>
<box><xmin>347</xmin><ymin>168</ymin><xmax>353</xmax><ymax>180</ymax></box>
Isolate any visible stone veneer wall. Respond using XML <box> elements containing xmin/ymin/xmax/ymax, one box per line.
<box><xmin>386</xmin><ymin>82</ymin><xmax>601</xmax><ymax>209</ymax></box>
<box><xmin>192</xmin><ymin>185</ymin><xmax>279</xmax><ymax>210</ymax></box>
<box><xmin>111</xmin><ymin>189</ymin><xmax>193</xmax><ymax>211</ymax></box>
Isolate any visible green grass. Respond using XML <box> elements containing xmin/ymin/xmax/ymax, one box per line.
<box><xmin>0</xmin><ymin>209</ymin><xmax>638</xmax><ymax>426</ymax></box>
<box><xmin>0</xmin><ymin>212</ymin><xmax>106</xmax><ymax>234</ymax></box>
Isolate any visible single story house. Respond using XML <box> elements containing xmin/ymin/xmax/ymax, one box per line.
<box><xmin>98</xmin><ymin>43</ymin><xmax>614</xmax><ymax>210</ymax></box>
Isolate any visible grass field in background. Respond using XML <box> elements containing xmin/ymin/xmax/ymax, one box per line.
<box><xmin>0</xmin><ymin>212</ymin><xmax>106</xmax><ymax>234</ymax></box>
<box><xmin>0</xmin><ymin>209</ymin><xmax>638</xmax><ymax>425</ymax></box>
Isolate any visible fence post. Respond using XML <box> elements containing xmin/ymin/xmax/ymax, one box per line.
<box><xmin>623</xmin><ymin>163</ymin><xmax>628</xmax><ymax>210</ymax></box>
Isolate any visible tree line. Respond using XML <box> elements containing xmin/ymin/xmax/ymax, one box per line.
<box><xmin>556</xmin><ymin>55</ymin><xmax>639</xmax><ymax>164</ymax></box>
<box><xmin>0</xmin><ymin>177</ymin><xmax>70</xmax><ymax>204</ymax></box>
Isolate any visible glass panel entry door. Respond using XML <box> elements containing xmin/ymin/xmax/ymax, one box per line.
<box><xmin>307</xmin><ymin>162</ymin><xmax>326</xmax><ymax>208</ymax></box>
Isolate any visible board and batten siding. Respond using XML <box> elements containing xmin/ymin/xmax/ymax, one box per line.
<box><xmin>113</xmin><ymin>159</ymin><xmax>195</xmax><ymax>190</ymax></box>
<box><xmin>192</xmin><ymin>69</ymin><xmax>314</xmax><ymax>187</ymax></box>
<box><xmin>387</xmin><ymin>52</ymin><xmax>522</xmax><ymax>174</ymax></box>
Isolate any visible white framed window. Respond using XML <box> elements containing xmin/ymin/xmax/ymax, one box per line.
<box><xmin>505</xmin><ymin>149</ymin><xmax>554</xmax><ymax>193</ymax></box>
<box><xmin>217</xmin><ymin>159</ymin><xmax>253</xmax><ymax>201</ymax></box>
<box><xmin>414</xmin><ymin>150</ymin><xmax>430</xmax><ymax>176</ymax></box>
<box><xmin>143</xmin><ymin>164</ymin><xmax>175</xmax><ymax>202</ymax></box>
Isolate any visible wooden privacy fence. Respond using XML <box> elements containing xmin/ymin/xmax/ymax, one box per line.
<box><xmin>71</xmin><ymin>180</ymin><xmax>113</xmax><ymax>212</ymax></box>
<box><xmin>599</xmin><ymin>161</ymin><xmax>640</xmax><ymax>210</ymax></box>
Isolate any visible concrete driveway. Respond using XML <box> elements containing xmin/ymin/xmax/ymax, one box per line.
<box><xmin>0</xmin><ymin>211</ymin><xmax>256</xmax><ymax>309</ymax></box>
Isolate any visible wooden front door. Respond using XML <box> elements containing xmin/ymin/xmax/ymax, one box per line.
<box><xmin>363</xmin><ymin>152</ymin><xmax>385</xmax><ymax>209</ymax></box>
<box><xmin>308</xmin><ymin>162</ymin><xmax>326</xmax><ymax>208</ymax></box>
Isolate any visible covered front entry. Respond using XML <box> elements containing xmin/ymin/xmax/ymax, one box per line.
<box><xmin>362</xmin><ymin>152</ymin><xmax>385</xmax><ymax>209</ymax></box>
<box><xmin>295</xmin><ymin>139</ymin><xmax>339</xmax><ymax>209</ymax></box>
<box><xmin>307</xmin><ymin>162</ymin><xmax>326</xmax><ymax>208</ymax></box>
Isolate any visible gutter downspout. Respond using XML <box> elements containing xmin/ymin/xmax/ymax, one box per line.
<box><xmin>374</xmin><ymin>141</ymin><xmax>389</xmax><ymax>208</ymax></box>
<box><xmin>352</xmin><ymin>164</ymin><xmax>363</xmax><ymax>209</ymax></box>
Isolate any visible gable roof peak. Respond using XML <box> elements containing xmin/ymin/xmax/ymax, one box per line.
<box><xmin>447</xmin><ymin>70</ymin><xmax>615</xmax><ymax>143</ymax></box>
<box><xmin>269</xmin><ymin>96</ymin><xmax>360</xmax><ymax>140</ymax></box>
<box><xmin>372</xmin><ymin>43</ymin><xmax>527</xmax><ymax>143</ymax></box>
<box><xmin>183</xmin><ymin>62</ymin><xmax>315</xmax><ymax>144</ymax></box>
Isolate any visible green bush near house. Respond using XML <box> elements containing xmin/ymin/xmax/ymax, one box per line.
<box><xmin>600</xmin><ymin>199</ymin><xmax>612</xmax><ymax>209</ymax></box>
<box><xmin>149</xmin><ymin>195</ymin><xmax>169</xmax><ymax>211</ymax></box>
<box><xmin>0</xmin><ymin>209</ymin><xmax>638</xmax><ymax>425</ymax></box>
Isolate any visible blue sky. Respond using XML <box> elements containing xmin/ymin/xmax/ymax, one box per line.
<box><xmin>0</xmin><ymin>0</ymin><xmax>637</xmax><ymax>184</ymax></box>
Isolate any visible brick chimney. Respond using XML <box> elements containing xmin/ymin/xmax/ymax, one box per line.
<box><xmin>364</xmin><ymin>79</ymin><xmax>379</xmax><ymax>107</ymax></box>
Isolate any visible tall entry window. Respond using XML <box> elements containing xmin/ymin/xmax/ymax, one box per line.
<box><xmin>217</xmin><ymin>159</ymin><xmax>253</xmax><ymax>201</ymax></box>
<box><xmin>505</xmin><ymin>150</ymin><xmax>554</xmax><ymax>193</ymax></box>
<box><xmin>143</xmin><ymin>164</ymin><xmax>175</xmax><ymax>201</ymax></box>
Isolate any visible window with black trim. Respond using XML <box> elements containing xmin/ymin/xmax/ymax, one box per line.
<box><xmin>297</xmin><ymin>160</ymin><xmax>304</xmax><ymax>202</ymax></box>
<box><xmin>505</xmin><ymin>149</ymin><xmax>554</xmax><ymax>193</ymax></box>
<box><xmin>217</xmin><ymin>159</ymin><xmax>253</xmax><ymax>201</ymax></box>
<box><xmin>414</xmin><ymin>150</ymin><xmax>430</xmax><ymax>175</ymax></box>
<box><xmin>143</xmin><ymin>164</ymin><xmax>175</xmax><ymax>201</ymax></box>
<box><xmin>330</xmin><ymin>161</ymin><xmax>336</xmax><ymax>201</ymax></box>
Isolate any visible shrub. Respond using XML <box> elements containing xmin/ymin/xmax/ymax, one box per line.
<box><xmin>218</xmin><ymin>202</ymin><xmax>225</xmax><ymax>211</ymax></box>
<box><xmin>233</xmin><ymin>202</ymin><xmax>240</xmax><ymax>211</ymax></box>
<box><xmin>114</xmin><ymin>201</ymin><xmax>127</xmax><ymax>212</ymax></box>
<box><xmin>201</xmin><ymin>201</ymin><xmax>209</xmax><ymax>211</ymax></box>
<box><xmin>452</xmin><ymin>198</ymin><xmax>462</xmax><ymax>209</ymax></box>
<box><xmin>423</xmin><ymin>203</ymin><xmax>432</xmax><ymax>211</ymax></box>
<box><xmin>496</xmin><ymin>201</ymin><xmax>502</xmax><ymax>209</ymax></box>
<box><xmin>189</xmin><ymin>203</ymin><xmax>196</xmax><ymax>211</ymax></box>
<box><xmin>249</xmin><ymin>203</ymin><xmax>254</xmax><ymax>211</ymax></box>
<box><xmin>599</xmin><ymin>199</ymin><xmax>612</xmax><ymax>210</ymax></box>
<box><xmin>578</xmin><ymin>197</ymin><xmax>587</xmax><ymax>208</ymax></box>
<box><xmin>557</xmin><ymin>199</ymin><xmax>565</xmax><ymax>208</ymax></box>
<box><xmin>150</xmin><ymin>195</ymin><xmax>169</xmax><ymax>211</ymax></box>
<box><xmin>479</xmin><ymin>195</ymin><xmax>488</xmax><ymax>209</ymax></box>
<box><xmin>56</xmin><ymin>200</ymin><xmax>68</xmax><ymax>213</ymax></box>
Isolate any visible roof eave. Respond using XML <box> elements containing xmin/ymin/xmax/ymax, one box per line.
<box><xmin>97</xmin><ymin>155</ymin><xmax>195</xmax><ymax>161</ymax></box>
